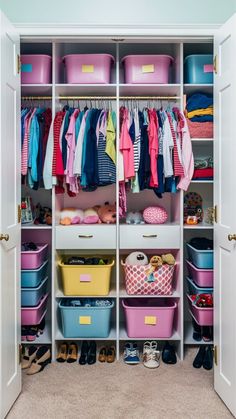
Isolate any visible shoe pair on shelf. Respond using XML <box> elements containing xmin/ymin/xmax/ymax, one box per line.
<box><xmin>124</xmin><ymin>342</ymin><xmax>160</xmax><ymax>368</ymax></box>
<box><xmin>98</xmin><ymin>345</ymin><xmax>116</xmax><ymax>363</ymax></box>
<box><xmin>192</xmin><ymin>319</ymin><xmax>213</xmax><ymax>342</ymax></box>
<box><xmin>193</xmin><ymin>345</ymin><xmax>213</xmax><ymax>370</ymax></box>
<box><xmin>56</xmin><ymin>342</ymin><xmax>78</xmax><ymax>363</ymax></box>
<box><xmin>21</xmin><ymin>318</ymin><xmax>46</xmax><ymax>342</ymax></box>
<box><xmin>22</xmin><ymin>345</ymin><xmax>51</xmax><ymax>375</ymax></box>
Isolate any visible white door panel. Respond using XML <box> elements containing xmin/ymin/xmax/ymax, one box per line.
<box><xmin>214</xmin><ymin>13</ymin><xmax>236</xmax><ymax>417</ymax></box>
<box><xmin>0</xmin><ymin>11</ymin><xmax>21</xmax><ymax>419</ymax></box>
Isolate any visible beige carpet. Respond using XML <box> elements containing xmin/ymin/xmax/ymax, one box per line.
<box><xmin>8</xmin><ymin>349</ymin><xmax>232</xmax><ymax>419</ymax></box>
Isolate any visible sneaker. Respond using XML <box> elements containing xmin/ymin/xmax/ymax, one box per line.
<box><xmin>123</xmin><ymin>342</ymin><xmax>140</xmax><ymax>364</ymax></box>
<box><xmin>143</xmin><ymin>341</ymin><xmax>160</xmax><ymax>369</ymax></box>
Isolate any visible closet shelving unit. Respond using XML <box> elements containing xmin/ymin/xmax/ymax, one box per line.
<box><xmin>20</xmin><ymin>37</ymin><xmax>214</xmax><ymax>361</ymax></box>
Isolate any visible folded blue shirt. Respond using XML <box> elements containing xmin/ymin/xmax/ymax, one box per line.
<box><xmin>186</xmin><ymin>93</ymin><xmax>213</xmax><ymax>112</ymax></box>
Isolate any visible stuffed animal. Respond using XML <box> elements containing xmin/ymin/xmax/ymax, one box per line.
<box><xmin>126</xmin><ymin>211</ymin><xmax>144</xmax><ymax>225</ymax></box>
<box><xmin>60</xmin><ymin>208</ymin><xmax>84</xmax><ymax>225</ymax></box>
<box><xmin>125</xmin><ymin>252</ymin><xmax>148</xmax><ymax>266</ymax></box>
<box><xmin>96</xmin><ymin>202</ymin><xmax>116</xmax><ymax>224</ymax></box>
<box><xmin>161</xmin><ymin>253</ymin><xmax>176</xmax><ymax>265</ymax></box>
<box><xmin>83</xmin><ymin>208</ymin><xmax>100</xmax><ymax>224</ymax></box>
<box><xmin>150</xmin><ymin>255</ymin><xmax>163</xmax><ymax>267</ymax></box>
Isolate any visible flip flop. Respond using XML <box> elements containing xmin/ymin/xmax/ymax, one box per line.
<box><xmin>162</xmin><ymin>341</ymin><xmax>177</xmax><ymax>364</ymax></box>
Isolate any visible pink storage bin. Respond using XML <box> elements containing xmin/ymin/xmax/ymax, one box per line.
<box><xmin>21</xmin><ymin>293</ymin><xmax>48</xmax><ymax>326</ymax></box>
<box><xmin>21</xmin><ymin>55</ymin><xmax>52</xmax><ymax>84</ymax></box>
<box><xmin>186</xmin><ymin>260</ymin><xmax>213</xmax><ymax>287</ymax></box>
<box><xmin>122</xmin><ymin>55</ymin><xmax>173</xmax><ymax>84</ymax></box>
<box><xmin>187</xmin><ymin>294</ymin><xmax>213</xmax><ymax>326</ymax></box>
<box><xmin>122</xmin><ymin>299</ymin><xmax>177</xmax><ymax>338</ymax></box>
<box><xmin>62</xmin><ymin>54</ymin><xmax>114</xmax><ymax>84</ymax></box>
<box><xmin>21</xmin><ymin>244</ymin><xmax>48</xmax><ymax>270</ymax></box>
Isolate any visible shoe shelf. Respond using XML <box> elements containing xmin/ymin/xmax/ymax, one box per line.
<box><xmin>55</xmin><ymin>288</ymin><xmax>117</xmax><ymax>299</ymax></box>
<box><xmin>21</xmin><ymin>321</ymin><xmax>52</xmax><ymax>345</ymax></box>
<box><xmin>184</xmin><ymin>322</ymin><xmax>213</xmax><ymax>346</ymax></box>
<box><xmin>119</xmin><ymin>287</ymin><xmax>181</xmax><ymax>299</ymax></box>
<box><xmin>55</xmin><ymin>327</ymin><xmax>117</xmax><ymax>342</ymax></box>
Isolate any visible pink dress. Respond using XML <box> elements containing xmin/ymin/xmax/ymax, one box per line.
<box><xmin>147</xmin><ymin>109</ymin><xmax>158</xmax><ymax>188</ymax></box>
<box><xmin>120</xmin><ymin>108</ymin><xmax>135</xmax><ymax>180</ymax></box>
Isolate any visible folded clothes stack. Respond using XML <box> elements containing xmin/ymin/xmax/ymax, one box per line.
<box><xmin>186</xmin><ymin>93</ymin><xmax>213</xmax><ymax>138</ymax></box>
<box><xmin>193</xmin><ymin>157</ymin><xmax>214</xmax><ymax>180</ymax></box>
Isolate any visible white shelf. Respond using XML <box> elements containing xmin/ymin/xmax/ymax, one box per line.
<box><xmin>191</xmin><ymin>138</ymin><xmax>214</xmax><ymax>143</ymax></box>
<box><xmin>119</xmin><ymin>287</ymin><xmax>180</xmax><ymax>298</ymax></box>
<box><xmin>190</xmin><ymin>180</ymin><xmax>213</xmax><ymax>184</ymax></box>
<box><xmin>119</xmin><ymin>326</ymin><xmax>181</xmax><ymax>341</ymax></box>
<box><xmin>55</xmin><ymin>327</ymin><xmax>117</xmax><ymax>341</ymax></box>
<box><xmin>55</xmin><ymin>288</ymin><xmax>117</xmax><ymax>298</ymax></box>
<box><xmin>21</xmin><ymin>321</ymin><xmax>51</xmax><ymax>345</ymax></box>
<box><xmin>21</xmin><ymin>84</ymin><xmax>52</xmax><ymax>96</ymax></box>
<box><xmin>184</xmin><ymin>84</ymin><xmax>213</xmax><ymax>94</ymax></box>
<box><xmin>119</xmin><ymin>83</ymin><xmax>181</xmax><ymax>96</ymax></box>
<box><xmin>55</xmin><ymin>83</ymin><xmax>117</xmax><ymax>97</ymax></box>
<box><xmin>21</xmin><ymin>224</ymin><xmax>52</xmax><ymax>230</ymax></box>
<box><xmin>184</xmin><ymin>222</ymin><xmax>213</xmax><ymax>230</ymax></box>
<box><xmin>184</xmin><ymin>322</ymin><xmax>213</xmax><ymax>345</ymax></box>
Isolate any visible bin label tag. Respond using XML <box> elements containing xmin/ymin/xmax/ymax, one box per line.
<box><xmin>80</xmin><ymin>274</ymin><xmax>91</xmax><ymax>282</ymax></box>
<box><xmin>79</xmin><ymin>316</ymin><xmax>91</xmax><ymax>325</ymax></box>
<box><xmin>144</xmin><ymin>316</ymin><xmax>156</xmax><ymax>325</ymax></box>
<box><xmin>22</xmin><ymin>63</ymin><xmax>33</xmax><ymax>73</ymax></box>
<box><xmin>204</xmin><ymin>64</ymin><xmax>213</xmax><ymax>73</ymax></box>
<box><xmin>82</xmin><ymin>64</ymin><xmax>94</xmax><ymax>73</ymax></box>
<box><xmin>142</xmin><ymin>64</ymin><xmax>154</xmax><ymax>73</ymax></box>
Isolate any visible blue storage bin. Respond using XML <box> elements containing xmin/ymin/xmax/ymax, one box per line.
<box><xmin>186</xmin><ymin>243</ymin><xmax>213</xmax><ymax>269</ymax></box>
<box><xmin>186</xmin><ymin>277</ymin><xmax>213</xmax><ymax>295</ymax></box>
<box><xmin>59</xmin><ymin>299</ymin><xmax>114</xmax><ymax>338</ymax></box>
<box><xmin>21</xmin><ymin>260</ymin><xmax>48</xmax><ymax>288</ymax></box>
<box><xmin>21</xmin><ymin>277</ymin><xmax>48</xmax><ymax>307</ymax></box>
<box><xmin>184</xmin><ymin>54</ymin><xmax>213</xmax><ymax>84</ymax></box>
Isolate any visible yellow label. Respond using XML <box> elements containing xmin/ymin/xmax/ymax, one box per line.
<box><xmin>82</xmin><ymin>64</ymin><xmax>94</xmax><ymax>73</ymax></box>
<box><xmin>79</xmin><ymin>316</ymin><xmax>91</xmax><ymax>325</ymax></box>
<box><xmin>142</xmin><ymin>64</ymin><xmax>154</xmax><ymax>73</ymax></box>
<box><xmin>144</xmin><ymin>316</ymin><xmax>157</xmax><ymax>325</ymax></box>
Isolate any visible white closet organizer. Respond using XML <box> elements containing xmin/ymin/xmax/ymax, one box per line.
<box><xmin>20</xmin><ymin>37</ymin><xmax>214</xmax><ymax>361</ymax></box>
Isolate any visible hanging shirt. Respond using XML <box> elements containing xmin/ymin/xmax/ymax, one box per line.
<box><xmin>105</xmin><ymin>110</ymin><xmax>116</xmax><ymax>164</ymax></box>
<box><xmin>162</xmin><ymin>113</ymin><xmax>174</xmax><ymax>178</ymax></box>
<box><xmin>167</xmin><ymin>112</ymin><xmax>184</xmax><ymax>177</ymax></box>
<box><xmin>147</xmin><ymin>109</ymin><xmax>159</xmax><ymax>188</ymax></box>
<box><xmin>43</xmin><ymin>121</ymin><xmax>54</xmax><ymax>189</ymax></box>
<box><xmin>120</xmin><ymin>108</ymin><xmax>135</xmax><ymax>180</ymax></box>
<box><xmin>65</xmin><ymin>109</ymin><xmax>80</xmax><ymax>193</ymax></box>
<box><xmin>98</xmin><ymin>112</ymin><xmax>116</xmax><ymax>186</ymax></box>
<box><xmin>73</xmin><ymin>110</ymin><xmax>89</xmax><ymax>177</ymax></box>
<box><xmin>177</xmin><ymin>114</ymin><xmax>194</xmax><ymax>191</ymax></box>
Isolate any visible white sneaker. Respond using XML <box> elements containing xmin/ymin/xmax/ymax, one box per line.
<box><xmin>143</xmin><ymin>341</ymin><xmax>160</xmax><ymax>369</ymax></box>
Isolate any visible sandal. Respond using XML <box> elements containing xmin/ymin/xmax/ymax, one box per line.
<box><xmin>107</xmin><ymin>346</ymin><xmax>116</xmax><ymax>363</ymax></box>
<box><xmin>67</xmin><ymin>342</ymin><xmax>78</xmax><ymax>363</ymax></box>
<box><xmin>21</xmin><ymin>345</ymin><xmax>38</xmax><ymax>369</ymax></box>
<box><xmin>98</xmin><ymin>346</ymin><xmax>107</xmax><ymax>363</ymax></box>
<box><xmin>27</xmin><ymin>346</ymin><xmax>51</xmax><ymax>375</ymax></box>
<box><xmin>56</xmin><ymin>342</ymin><xmax>68</xmax><ymax>363</ymax></box>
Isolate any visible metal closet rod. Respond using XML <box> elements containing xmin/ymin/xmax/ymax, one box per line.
<box><xmin>21</xmin><ymin>95</ymin><xmax>180</xmax><ymax>100</ymax></box>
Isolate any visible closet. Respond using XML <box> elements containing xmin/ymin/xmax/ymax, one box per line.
<box><xmin>1</xmin><ymin>9</ymin><xmax>236</xmax><ymax>419</ymax></box>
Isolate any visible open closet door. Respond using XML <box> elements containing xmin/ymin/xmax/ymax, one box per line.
<box><xmin>214</xmin><ymin>13</ymin><xmax>236</xmax><ymax>417</ymax></box>
<box><xmin>0</xmin><ymin>10</ymin><xmax>21</xmax><ymax>419</ymax></box>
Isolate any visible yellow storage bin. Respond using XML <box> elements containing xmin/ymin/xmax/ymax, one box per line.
<box><xmin>58</xmin><ymin>259</ymin><xmax>115</xmax><ymax>296</ymax></box>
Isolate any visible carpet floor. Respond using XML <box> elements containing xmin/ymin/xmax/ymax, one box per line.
<box><xmin>7</xmin><ymin>348</ymin><xmax>232</xmax><ymax>419</ymax></box>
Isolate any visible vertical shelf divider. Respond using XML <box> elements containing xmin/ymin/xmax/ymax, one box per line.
<box><xmin>116</xmin><ymin>42</ymin><xmax>120</xmax><ymax>360</ymax></box>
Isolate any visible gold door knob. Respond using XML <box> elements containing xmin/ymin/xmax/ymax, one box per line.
<box><xmin>0</xmin><ymin>234</ymin><xmax>9</xmax><ymax>241</ymax></box>
<box><xmin>228</xmin><ymin>234</ymin><xmax>236</xmax><ymax>241</ymax></box>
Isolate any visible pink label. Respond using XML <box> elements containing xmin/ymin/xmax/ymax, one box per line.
<box><xmin>204</xmin><ymin>64</ymin><xmax>213</xmax><ymax>73</ymax></box>
<box><xmin>80</xmin><ymin>274</ymin><xmax>91</xmax><ymax>282</ymax></box>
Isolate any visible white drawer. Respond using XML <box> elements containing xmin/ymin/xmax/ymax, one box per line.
<box><xmin>119</xmin><ymin>225</ymin><xmax>180</xmax><ymax>249</ymax></box>
<box><xmin>55</xmin><ymin>225</ymin><xmax>116</xmax><ymax>250</ymax></box>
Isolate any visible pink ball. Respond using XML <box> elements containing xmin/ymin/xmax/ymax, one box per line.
<box><xmin>143</xmin><ymin>206</ymin><xmax>168</xmax><ymax>224</ymax></box>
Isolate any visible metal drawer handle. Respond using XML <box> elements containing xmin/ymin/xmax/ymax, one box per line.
<box><xmin>142</xmin><ymin>234</ymin><xmax>157</xmax><ymax>238</ymax></box>
<box><xmin>78</xmin><ymin>234</ymin><xmax>94</xmax><ymax>239</ymax></box>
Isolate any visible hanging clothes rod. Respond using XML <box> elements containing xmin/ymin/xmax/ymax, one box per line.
<box><xmin>21</xmin><ymin>95</ymin><xmax>180</xmax><ymax>100</ymax></box>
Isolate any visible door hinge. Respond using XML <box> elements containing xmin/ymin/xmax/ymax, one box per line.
<box><xmin>214</xmin><ymin>205</ymin><xmax>217</xmax><ymax>223</ymax></box>
<box><xmin>18</xmin><ymin>204</ymin><xmax>21</xmax><ymax>224</ymax></box>
<box><xmin>213</xmin><ymin>345</ymin><xmax>218</xmax><ymax>366</ymax></box>
<box><xmin>17</xmin><ymin>54</ymin><xmax>21</xmax><ymax>74</ymax></box>
<box><xmin>213</xmin><ymin>55</ymin><xmax>218</xmax><ymax>74</ymax></box>
<box><xmin>19</xmin><ymin>344</ymin><xmax>22</xmax><ymax>364</ymax></box>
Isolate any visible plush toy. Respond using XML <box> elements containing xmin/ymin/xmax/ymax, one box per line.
<box><xmin>126</xmin><ymin>211</ymin><xmax>144</xmax><ymax>225</ymax></box>
<box><xmin>143</xmin><ymin>206</ymin><xmax>168</xmax><ymax>224</ymax></box>
<box><xmin>161</xmin><ymin>253</ymin><xmax>176</xmax><ymax>266</ymax></box>
<box><xmin>96</xmin><ymin>202</ymin><xmax>116</xmax><ymax>224</ymax></box>
<box><xmin>60</xmin><ymin>208</ymin><xmax>84</xmax><ymax>225</ymax></box>
<box><xmin>83</xmin><ymin>208</ymin><xmax>100</xmax><ymax>224</ymax></box>
<box><xmin>34</xmin><ymin>203</ymin><xmax>52</xmax><ymax>225</ymax></box>
<box><xmin>150</xmin><ymin>255</ymin><xmax>163</xmax><ymax>267</ymax></box>
<box><xmin>184</xmin><ymin>192</ymin><xmax>203</xmax><ymax>225</ymax></box>
<box><xmin>125</xmin><ymin>251</ymin><xmax>148</xmax><ymax>266</ymax></box>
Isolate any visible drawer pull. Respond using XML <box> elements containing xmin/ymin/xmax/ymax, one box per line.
<box><xmin>142</xmin><ymin>234</ymin><xmax>157</xmax><ymax>238</ymax></box>
<box><xmin>78</xmin><ymin>234</ymin><xmax>94</xmax><ymax>239</ymax></box>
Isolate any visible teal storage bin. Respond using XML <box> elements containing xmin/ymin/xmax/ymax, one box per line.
<box><xmin>21</xmin><ymin>260</ymin><xmax>48</xmax><ymax>288</ymax></box>
<box><xmin>59</xmin><ymin>299</ymin><xmax>114</xmax><ymax>338</ymax></box>
<box><xmin>186</xmin><ymin>277</ymin><xmax>213</xmax><ymax>295</ymax></box>
<box><xmin>21</xmin><ymin>277</ymin><xmax>48</xmax><ymax>307</ymax></box>
<box><xmin>184</xmin><ymin>54</ymin><xmax>213</xmax><ymax>84</ymax></box>
<box><xmin>186</xmin><ymin>243</ymin><xmax>213</xmax><ymax>269</ymax></box>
